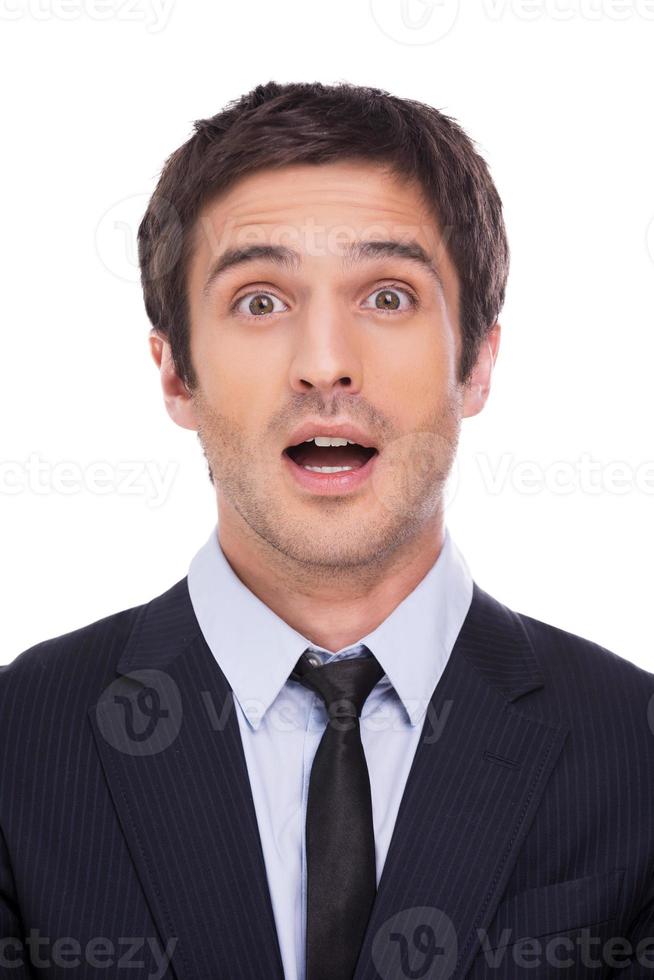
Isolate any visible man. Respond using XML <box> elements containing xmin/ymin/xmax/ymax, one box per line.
<box><xmin>1</xmin><ymin>81</ymin><xmax>653</xmax><ymax>979</ymax></box>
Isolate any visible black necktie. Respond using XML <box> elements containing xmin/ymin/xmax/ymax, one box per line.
<box><xmin>291</xmin><ymin>649</ymin><xmax>385</xmax><ymax>980</ymax></box>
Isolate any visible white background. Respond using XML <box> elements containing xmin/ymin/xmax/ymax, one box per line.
<box><xmin>1</xmin><ymin>0</ymin><xmax>652</xmax><ymax>671</ymax></box>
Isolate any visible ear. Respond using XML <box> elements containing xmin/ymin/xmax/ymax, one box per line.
<box><xmin>149</xmin><ymin>329</ymin><xmax>199</xmax><ymax>431</ymax></box>
<box><xmin>462</xmin><ymin>321</ymin><xmax>501</xmax><ymax>419</ymax></box>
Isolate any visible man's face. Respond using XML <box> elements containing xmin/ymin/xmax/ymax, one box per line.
<box><xmin>182</xmin><ymin>160</ymin><xmax>466</xmax><ymax>570</ymax></box>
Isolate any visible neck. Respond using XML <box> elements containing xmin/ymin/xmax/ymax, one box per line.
<box><xmin>215</xmin><ymin>502</ymin><xmax>446</xmax><ymax>653</ymax></box>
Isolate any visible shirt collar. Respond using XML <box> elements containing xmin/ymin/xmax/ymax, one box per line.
<box><xmin>187</xmin><ymin>523</ymin><xmax>473</xmax><ymax>731</ymax></box>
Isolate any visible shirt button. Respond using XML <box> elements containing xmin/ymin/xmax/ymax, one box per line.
<box><xmin>306</xmin><ymin>654</ymin><xmax>321</xmax><ymax>668</ymax></box>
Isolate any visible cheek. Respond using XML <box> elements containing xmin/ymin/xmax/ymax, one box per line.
<box><xmin>195</xmin><ymin>329</ymin><xmax>288</xmax><ymax>433</ymax></box>
<box><xmin>373</xmin><ymin>327</ymin><xmax>454</xmax><ymax>409</ymax></box>
<box><xmin>194</xmin><ymin>313</ymin><xmax>263</xmax><ymax>383</ymax></box>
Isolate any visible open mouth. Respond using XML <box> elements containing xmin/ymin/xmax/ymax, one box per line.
<box><xmin>283</xmin><ymin>439</ymin><xmax>379</xmax><ymax>473</ymax></box>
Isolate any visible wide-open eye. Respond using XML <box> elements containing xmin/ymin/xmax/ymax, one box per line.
<box><xmin>362</xmin><ymin>285</ymin><xmax>417</xmax><ymax>313</ymax></box>
<box><xmin>232</xmin><ymin>291</ymin><xmax>288</xmax><ymax>317</ymax></box>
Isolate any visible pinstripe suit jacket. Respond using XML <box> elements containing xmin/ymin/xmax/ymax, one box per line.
<box><xmin>1</xmin><ymin>576</ymin><xmax>653</xmax><ymax>979</ymax></box>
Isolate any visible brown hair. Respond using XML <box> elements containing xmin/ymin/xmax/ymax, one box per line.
<box><xmin>137</xmin><ymin>80</ymin><xmax>509</xmax><ymax>390</ymax></box>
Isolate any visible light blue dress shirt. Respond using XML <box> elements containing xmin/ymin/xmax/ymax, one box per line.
<box><xmin>187</xmin><ymin>523</ymin><xmax>474</xmax><ymax>980</ymax></box>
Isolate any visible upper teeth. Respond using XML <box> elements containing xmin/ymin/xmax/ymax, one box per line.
<box><xmin>303</xmin><ymin>436</ymin><xmax>355</xmax><ymax>447</ymax></box>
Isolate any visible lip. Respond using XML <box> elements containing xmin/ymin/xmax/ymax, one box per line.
<box><xmin>282</xmin><ymin>446</ymin><xmax>379</xmax><ymax>496</ymax></box>
<box><xmin>283</xmin><ymin>420</ymin><xmax>378</xmax><ymax>452</ymax></box>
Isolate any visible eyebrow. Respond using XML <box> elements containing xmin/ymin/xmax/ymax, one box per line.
<box><xmin>201</xmin><ymin>239</ymin><xmax>445</xmax><ymax>298</ymax></box>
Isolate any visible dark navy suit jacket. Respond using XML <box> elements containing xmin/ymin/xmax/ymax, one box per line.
<box><xmin>1</xmin><ymin>576</ymin><xmax>653</xmax><ymax>979</ymax></box>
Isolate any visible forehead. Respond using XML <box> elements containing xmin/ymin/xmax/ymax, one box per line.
<box><xmin>201</xmin><ymin>160</ymin><xmax>428</xmax><ymax>224</ymax></box>
<box><xmin>188</xmin><ymin>160</ymin><xmax>458</xmax><ymax>291</ymax></box>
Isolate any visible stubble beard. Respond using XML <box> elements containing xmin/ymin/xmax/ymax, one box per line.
<box><xmin>192</xmin><ymin>389</ymin><xmax>462</xmax><ymax>578</ymax></box>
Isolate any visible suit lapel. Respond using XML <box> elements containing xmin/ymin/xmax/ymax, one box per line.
<box><xmin>352</xmin><ymin>581</ymin><xmax>570</xmax><ymax>980</ymax></box>
<box><xmin>87</xmin><ymin>578</ymin><xmax>285</xmax><ymax>980</ymax></box>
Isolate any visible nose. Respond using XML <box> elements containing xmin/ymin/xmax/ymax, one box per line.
<box><xmin>288</xmin><ymin>298</ymin><xmax>363</xmax><ymax>398</ymax></box>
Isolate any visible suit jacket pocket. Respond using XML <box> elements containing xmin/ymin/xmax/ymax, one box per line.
<box><xmin>482</xmin><ymin>868</ymin><xmax>625</xmax><ymax>951</ymax></box>
<box><xmin>467</xmin><ymin>869</ymin><xmax>626</xmax><ymax>979</ymax></box>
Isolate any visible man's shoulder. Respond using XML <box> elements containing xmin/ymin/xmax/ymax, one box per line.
<box><xmin>2</xmin><ymin>601</ymin><xmax>142</xmax><ymax>685</ymax></box>
<box><xmin>0</xmin><ymin>577</ymin><xmax>189</xmax><ymax>698</ymax></box>
<box><xmin>490</xmin><ymin>596</ymin><xmax>654</xmax><ymax>783</ymax></box>
<box><xmin>511</xmin><ymin>598</ymin><xmax>654</xmax><ymax>693</ymax></box>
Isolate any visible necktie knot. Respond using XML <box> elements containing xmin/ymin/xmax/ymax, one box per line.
<box><xmin>291</xmin><ymin>650</ymin><xmax>384</xmax><ymax>721</ymax></box>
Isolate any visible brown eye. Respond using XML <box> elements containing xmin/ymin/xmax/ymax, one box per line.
<box><xmin>248</xmin><ymin>294</ymin><xmax>274</xmax><ymax>316</ymax></box>
<box><xmin>232</xmin><ymin>292</ymin><xmax>287</xmax><ymax>317</ymax></box>
<box><xmin>375</xmin><ymin>289</ymin><xmax>401</xmax><ymax>311</ymax></box>
<box><xmin>363</xmin><ymin>285</ymin><xmax>418</xmax><ymax>314</ymax></box>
